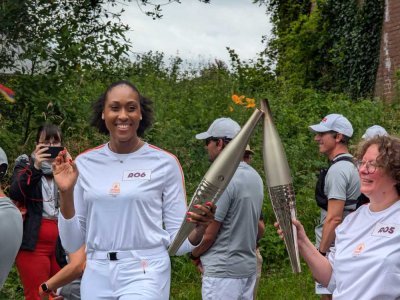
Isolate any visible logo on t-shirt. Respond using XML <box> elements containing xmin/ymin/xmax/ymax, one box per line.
<box><xmin>352</xmin><ymin>243</ymin><xmax>365</xmax><ymax>256</ymax></box>
<box><xmin>372</xmin><ymin>222</ymin><xmax>399</xmax><ymax>237</ymax></box>
<box><xmin>123</xmin><ymin>170</ymin><xmax>151</xmax><ymax>181</ymax></box>
<box><xmin>109</xmin><ymin>182</ymin><xmax>120</xmax><ymax>196</ymax></box>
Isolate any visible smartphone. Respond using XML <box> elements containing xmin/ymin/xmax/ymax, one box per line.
<box><xmin>41</xmin><ymin>146</ymin><xmax>64</xmax><ymax>158</ymax></box>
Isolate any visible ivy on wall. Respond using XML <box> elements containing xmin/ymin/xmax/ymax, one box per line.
<box><xmin>263</xmin><ymin>0</ymin><xmax>385</xmax><ymax>99</ymax></box>
<box><xmin>322</xmin><ymin>0</ymin><xmax>385</xmax><ymax>98</ymax></box>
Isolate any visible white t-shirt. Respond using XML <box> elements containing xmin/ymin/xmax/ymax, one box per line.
<box><xmin>59</xmin><ymin>143</ymin><xmax>194</xmax><ymax>256</ymax></box>
<box><xmin>327</xmin><ymin>201</ymin><xmax>400</xmax><ymax>299</ymax></box>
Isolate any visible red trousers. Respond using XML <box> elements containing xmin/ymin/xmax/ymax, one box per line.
<box><xmin>16</xmin><ymin>219</ymin><xmax>61</xmax><ymax>300</ymax></box>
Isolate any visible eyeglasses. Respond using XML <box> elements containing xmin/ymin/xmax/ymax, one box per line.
<box><xmin>355</xmin><ymin>160</ymin><xmax>379</xmax><ymax>174</ymax></box>
<box><xmin>205</xmin><ymin>137</ymin><xmax>220</xmax><ymax>146</ymax></box>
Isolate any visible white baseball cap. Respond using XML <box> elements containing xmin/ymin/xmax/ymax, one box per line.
<box><xmin>196</xmin><ymin>117</ymin><xmax>241</xmax><ymax>140</ymax></box>
<box><xmin>309</xmin><ymin>113</ymin><xmax>353</xmax><ymax>137</ymax></box>
<box><xmin>245</xmin><ymin>144</ymin><xmax>254</xmax><ymax>155</ymax></box>
<box><xmin>362</xmin><ymin>125</ymin><xmax>388</xmax><ymax>140</ymax></box>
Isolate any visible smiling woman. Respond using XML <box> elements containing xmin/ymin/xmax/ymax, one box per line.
<box><xmin>275</xmin><ymin>135</ymin><xmax>400</xmax><ymax>299</ymax></box>
<box><xmin>53</xmin><ymin>80</ymin><xmax>216</xmax><ymax>299</ymax></box>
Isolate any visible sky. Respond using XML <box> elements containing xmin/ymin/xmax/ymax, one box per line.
<box><xmin>115</xmin><ymin>0</ymin><xmax>272</xmax><ymax>64</ymax></box>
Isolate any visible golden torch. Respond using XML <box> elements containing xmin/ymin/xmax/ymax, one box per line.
<box><xmin>168</xmin><ymin>108</ymin><xmax>264</xmax><ymax>256</ymax></box>
<box><xmin>261</xmin><ymin>99</ymin><xmax>301</xmax><ymax>273</ymax></box>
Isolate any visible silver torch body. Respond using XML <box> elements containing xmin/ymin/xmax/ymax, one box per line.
<box><xmin>261</xmin><ymin>99</ymin><xmax>301</xmax><ymax>273</ymax></box>
<box><xmin>168</xmin><ymin>108</ymin><xmax>264</xmax><ymax>256</ymax></box>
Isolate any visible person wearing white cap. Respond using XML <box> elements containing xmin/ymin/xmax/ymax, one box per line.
<box><xmin>0</xmin><ymin>147</ymin><xmax>23</xmax><ymax>288</ymax></box>
<box><xmin>242</xmin><ymin>144</ymin><xmax>265</xmax><ymax>300</ymax></box>
<box><xmin>309</xmin><ymin>114</ymin><xmax>361</xmax><ymax>300</ymax></box>
<box><xmin>362</xmin><ymin>125</ymin><xmax>388</xmax><ymax>140</ymax></box>
<box><xmin>190</xmin><ymin>118</ymin><xmax>264</xmax><ymax>300</ymax></box>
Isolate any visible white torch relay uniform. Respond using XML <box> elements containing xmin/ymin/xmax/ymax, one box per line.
<box><xmin>326</xmin><ymin>201</ymin><xmax>400</xmax><ymax>299</ymax></box>
<box><xmin>59</xmin><ymin>143</ymin><xmax>196</xmax><ymax>299</ymax></box>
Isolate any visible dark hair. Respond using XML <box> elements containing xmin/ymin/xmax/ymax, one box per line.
<box><xmin>0</xmin><ymin>163</ymin><xmax>7</xmax><ymax>181</ymax></box>
<box><xmin>35</xmin><ymin>123</ymin><xmax>63</xmax><ymax>144</ymax></box>
<box><xmin>329</xmin><ymin>131</ymin><xmax>350</xmax><ymax>145</ymax></box>
<box><xmin>357</xmin><ymin>135</ymin><xmax>400</xmax><ymax>195</ymax></box>
<box><xmin>91</xmin><ymin>80</ymin><xmax>154</xmax><ymax>137</ymax></box>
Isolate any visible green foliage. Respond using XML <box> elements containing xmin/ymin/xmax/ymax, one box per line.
<box><xmin>0</xmin><ymin>32</ymin><xmax>396</xmax><ymax>300</ymax></box>
<box><xmin>263</xmin><ymin>0</ymin><xmax>385</xmax><ymax>99</ymax></box>
<box><xmin>321</xmin><ymin>0</ymin><xmax>385</xmax><ymax>98</ymax></box>
<box><xmin>0</xmin><ymin>0</ymin><xmax>130</xmax><ymax>74</ymax></box>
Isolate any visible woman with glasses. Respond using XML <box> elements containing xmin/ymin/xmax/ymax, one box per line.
<box><xmin>10</xmin><ymin>123</ymin><xmax>65</xmax><ymax>300</ymax></box>
<box><xmin>276</xmin><ymin>135</ymin><xmax>400</xmax><ymax>299</ymax></box>
<box><xmin>52</xmin><ymin>80</ymin><xmax>215</xmax><ymax>299</ymax></box>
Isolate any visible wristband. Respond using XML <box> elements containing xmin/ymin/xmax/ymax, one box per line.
<box><xmin>189</xmin><ymin>252</ymin><xmax>200</xmax><ymax>261</ymax></box>
<box><xmin>318</xmin><ymin>250</ymin><xmax>327</xmax><ymax>256</ymax></box>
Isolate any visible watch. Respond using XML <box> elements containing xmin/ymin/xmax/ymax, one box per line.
<box><xmin>40</xmin><ymin>282</ymin><xmax>51</xmax><ymax>294</ymax></box>
<box><xmin>189</xmin><ymin>252</ymin><xmax>199</xmax><ymax>260</ymax></box>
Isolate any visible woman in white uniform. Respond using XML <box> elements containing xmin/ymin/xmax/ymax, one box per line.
<box><xmin>276</xmin><ymin>135</ymin><xmax>400</xmax><ymax>299</ymax></box>
<box><xmin>53</xmin><ymin>80</ymin><xmax>215</xmax><ymax>299</ymax></box>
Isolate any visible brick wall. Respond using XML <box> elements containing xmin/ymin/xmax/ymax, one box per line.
<box><xmin>374</xmin><ymin>0</ymin><xmax>400</xmax><ymax>102</ymax></box>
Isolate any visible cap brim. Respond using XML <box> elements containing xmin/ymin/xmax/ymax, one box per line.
<box><xmin>195</xmin><ymin>132</ymin><xmax>211</xmax><ymax>140</ymax></box>
<box><xmin>309</xmin><ymin>124</ymin><xmax>331</xmax><ymax>133</ymax></box>
<box><xmin>361</xmin><ymin>133</ymin><xmax>367</xmax><ymax>139</ymax></box>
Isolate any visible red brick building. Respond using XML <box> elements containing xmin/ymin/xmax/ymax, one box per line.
<box><xmin>374</xmin><ymin>0</ymin><xmax>400</xmax><ymax>102</ymax></box>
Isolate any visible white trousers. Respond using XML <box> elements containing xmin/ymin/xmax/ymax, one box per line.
<box><xmin>202</xmin><ymin>274</ymin><xmax>257</xmax><ymax>300</ymax></box>
<box><xmin>81</xmin><ymin>249</ymin><xmax>170</xmax><ymax>300</ymax></box>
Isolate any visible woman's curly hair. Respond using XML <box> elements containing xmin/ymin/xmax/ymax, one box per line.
<box><xmin>90</xmin><ymin>80</ymin><xmax>154</xmax><ymax>138</ymax></box>
<box><xmin>356</xmin><ymin>135</ymin><xmax>400</xmax><ymax>195</ymax></box>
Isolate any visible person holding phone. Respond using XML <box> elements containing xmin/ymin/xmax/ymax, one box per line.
<box><xmin>10</xmin><ymin>123</ymin><xmax>65</xmax><ymax>300</ymax></box>
<box><xmin>53</xmin><ymin>80</ymin><xmax>215</xmax><ymax>299</ymax></box>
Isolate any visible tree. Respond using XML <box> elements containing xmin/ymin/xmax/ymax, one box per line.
<box><xmin>0</xmin><ymin>0</ymin><xmax>132</xmax><ymax>143</ymax></box>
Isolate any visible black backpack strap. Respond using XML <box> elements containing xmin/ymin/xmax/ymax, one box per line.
<box><xmin>315</xmin><ymin>155</ymin><xmax>354</xmax><ymax>210</ymax></box>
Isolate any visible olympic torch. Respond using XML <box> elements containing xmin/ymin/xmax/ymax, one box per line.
<box><xmin>168</xmin><ymin>108</ymin><xmax>264</xmax><ymax>256</ymax></box>
<box><xmin>261</xmin><ymin>99</ymin><xmax>301</xmax><ymax>273</ymax></box>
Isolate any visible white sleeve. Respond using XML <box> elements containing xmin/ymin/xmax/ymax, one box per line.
<box><xmin>326</xmin><ymin>243</ymin><xmax>337</xmax><ymax>292</ymax></box>
<box><xmin>58</xmin><ymin>176</ymin><xmax>86</xmax><ymax>253</ymax></box>
<box><xmin>161</xmin><ymin>157</ymin><xmax>195</xmax><ymax>256</ymax></box>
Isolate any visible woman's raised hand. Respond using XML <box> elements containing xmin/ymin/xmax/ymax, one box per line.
<box><xmin>52</xmin><ymin>149</ymin><xmax>78</xmax><ymax>193</ymax></box>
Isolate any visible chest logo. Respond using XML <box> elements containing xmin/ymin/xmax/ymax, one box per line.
<box><xmin>352</xmin><ymin>243</ymin><xmax>365</xmax><ymax>256</ymax></box>
<box><xmin>123</xmin><ymin>170</ymin><xmax>151</xmax><ymax>181</ymax></box>
<box><xmin>372</xmin><ymin>222</ymin><xmax>399</xmax><ymax>237</ymax></box>
<box><xmin>109</xmin><ymin>182</ymin><xmax>120</xmax><ymax>196</ymax></box>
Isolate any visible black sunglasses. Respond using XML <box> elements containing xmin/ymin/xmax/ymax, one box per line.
<box><xmin>205</xmin><ymin>137</ymin><xmax>220</xmax><ymax>145</ymax></box>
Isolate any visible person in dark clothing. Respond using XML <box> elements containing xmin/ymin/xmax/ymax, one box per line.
<box><xmin>10</xmin><ymin>124</ymin><xmax>64</xmax><ymax>300</ymax></box>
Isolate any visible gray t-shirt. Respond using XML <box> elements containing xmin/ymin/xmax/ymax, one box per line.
<box><xmin>315</xmin><ymin>154</ymin><xmax>361</xmax><ymax>247</ymax></box>
<box><xmin>0</xmin><ymin>196</ymin><xmax>23</xmax><ymax>288</ymax></box>
<box><xmin>201</xmin><ymin>162</ymin><xmax>264</xmax><ymax>278</ymax></box>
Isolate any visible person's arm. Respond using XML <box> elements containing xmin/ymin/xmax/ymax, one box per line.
<box><xmin>191</xmin><ymin>220</ymin><xmax>221</xmax><ymax>258</ymax></box>
<box><xmin>53</xmin><ymin>151</ymin><xmax>78</xmax><ymax>219</ymax></box>
<box><xmin>187</xmin><ymin>202</ymin><xmax>216</xmax><ymax>246</ymax></box>
<box><xmin>162</xmin><ymin>155</ymin><xmax>215</xmax><ymax>255</ymax></box>
<box><xmin>54</xmin><ymin>151</ymin><xmax>86</xmax><ymax>253</ymax></box>
<box><xmin>191</xmin><ymin>184</ymin><xmax>232</xmax><ymax>257</ymax></box>
<box><xmin>257</xmin><ymin>219</ymin><xmax>265</xmax><ymax>242</ymax></box>
<box><xmin>41</xmin><ymin>245</ymin><xmax>85</xmax><ymax>292</ymax></box>
<box><xmin>318</xmin><ymin>199</ymin><xmax>344</xmax><ymax>254</ymax></box>
<box><xmin>275</xmin><ymin>219</ymin><xmax>333</xmax><ymax>286</ymax></box>
<box><xmin>9</xmin><ymin>154</ymin><xmax>43</xmax><ymax>202</ymax></box>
